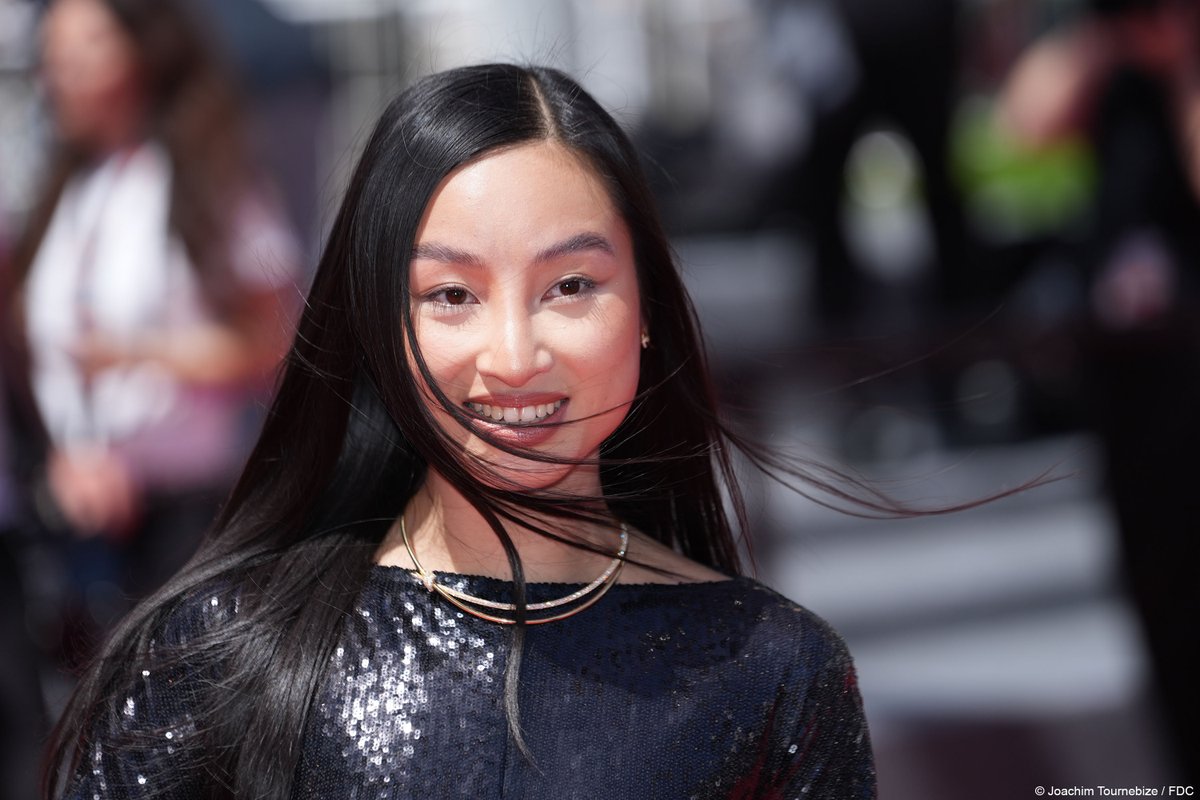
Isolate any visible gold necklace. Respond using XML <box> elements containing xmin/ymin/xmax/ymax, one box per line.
<box><xmin>399</xmin><ymin>516</ymin><xmax>628</xmax><ymax>625</ymax></box>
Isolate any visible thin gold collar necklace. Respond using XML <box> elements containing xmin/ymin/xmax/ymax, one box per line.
<box><xmin>399</xmin><ymin>516</ymin><xmax>628</xmax><ymax>625</ymax></box>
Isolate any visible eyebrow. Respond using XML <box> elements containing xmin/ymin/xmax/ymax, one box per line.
<box><xmin>410</xmin><ymin>241</ymin><xmax>484</xmax><ymax>266</ymax></box>
<box><xmin>533</xmin><ymin>232</ymin><xmax>615</xmax><ymax>263</ymax></box>
<box><xmin>411</xmin><ymin>231</ymin><xmax>615</xmax><ymax>266</ymax></box>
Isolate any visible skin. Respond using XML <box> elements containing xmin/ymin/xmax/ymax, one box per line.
<box><xmin>41</xmin><ymin>0</ymin><xmax>146</xmax><ymax>153</ymax></box>
<box><xmin>374</xmin><ymin>142</ymin><xmax>725</xmax><ymax>585</ymax></box>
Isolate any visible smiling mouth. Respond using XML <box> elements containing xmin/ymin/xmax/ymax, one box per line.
<box><xmin>464</xmin><ymin>399</ymin><xmax>565</xmax><ymax>424</ymax></box>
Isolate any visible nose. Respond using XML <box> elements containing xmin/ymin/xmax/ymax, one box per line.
<box><xmin>476</xmin><ymin>302</ymin><xmax>552</xmax><ymax>387</ymax></box>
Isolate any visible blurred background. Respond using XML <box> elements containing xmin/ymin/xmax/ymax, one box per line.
<box><xmin>1</xmin><ymin>0</ymin><xmax>1197</xmax><ymax>797</ymax></box>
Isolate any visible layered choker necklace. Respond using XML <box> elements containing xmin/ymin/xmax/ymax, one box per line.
<box><xmin>399</xmin><ymin>516</ymin><xmax>629</xmax><ymax>625</ymax></box>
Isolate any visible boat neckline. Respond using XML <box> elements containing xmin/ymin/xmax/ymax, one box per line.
<box><xmin>370</xmin><ymin>563</ymin><xmax>745</xmax><ymax>590</ymax></box>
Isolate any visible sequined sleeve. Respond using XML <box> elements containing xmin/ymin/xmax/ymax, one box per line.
<box><xmin>716</xmin><ymin>597</ymin><xmax>877</xmax><ymax>799</ymax></box>
<box><xmin>62</xmin><ymin>589</ymin><xmax>235</xmax><ymax>800</ymax></box>
<box><xmin>777</xmin><ymin>632</ymin><xmax>876</xmax><ymax>798</ymax></box>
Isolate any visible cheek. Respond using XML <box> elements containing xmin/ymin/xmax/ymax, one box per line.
<box><xmin>411</xmin><ymin>322</ymin><xmax>470</xmax><ymax>389</ymax></box>
<box><xmin>404</xmin><ymin>341</ymin><xmax>457</xmax><ymax>430</ymax></box>
<box><xmin>570</xmin><ymin>311</ymin><xmax>642</xmax><ymax>408</ymax></box>
<box><xmin>48</xmin><ymin>50</ymin><xmax>137</xmax><ymax>126</ymax></box>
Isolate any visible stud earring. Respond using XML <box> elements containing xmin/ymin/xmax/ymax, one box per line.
<box><xmin>640</xmin><ymin>330</ymin><xmax>650</xmax><ymax>350</ymax></box>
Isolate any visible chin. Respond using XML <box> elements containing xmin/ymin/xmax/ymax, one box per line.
<box><xmin>461</xmin><ymin>437</ymin><xmax>604</xmax><ymax>494</ymax></box>
<box><xmin>466</xmin><ymin>456</ymin><xmax>578</xmax><ymax>493</ymax></box>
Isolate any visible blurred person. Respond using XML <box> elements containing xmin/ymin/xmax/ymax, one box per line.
<box><xmin>1001</xmin><ymin>0</ymin><xmax>1200</xmax><ymax>782</ymax></box>
<box><xmin>762</xmin><ymin>0</ymin><xmax>971</xmax><ymax>328</ymax></box>
<box><xmin>3</xmin><ymin>0</ymin><xmax>299</xmax><ymax>661</ymax></box>
<box><xmin>41</xmin><ymin>62</ymin><xmax>877</xmax><ymax>799</ymax></box>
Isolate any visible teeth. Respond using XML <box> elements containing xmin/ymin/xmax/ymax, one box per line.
<box><xmin>465</xmin><ymin>399</ymin><xmax>564</xmax><ymax>423</ymax></box>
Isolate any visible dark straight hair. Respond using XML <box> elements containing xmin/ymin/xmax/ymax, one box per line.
<box><xmin>41</xmin><ymin>63</ymin><xmax>755</xmax><ymax>798</ymax></box>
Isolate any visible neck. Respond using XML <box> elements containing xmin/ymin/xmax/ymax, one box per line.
<box><xmin>377</xmin><ymin>471</ymin><xmax>624</xmax><ymax>583</ymax></box>
<box><xmin>73</xmin><ymin>94</ymin><xmax>149</xmax><ymax>157</ymax></box>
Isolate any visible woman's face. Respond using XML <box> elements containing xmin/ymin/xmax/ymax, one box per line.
<box><xmin>41</xmin><ymin>0</ymin><xmax>141</xmax><ymax>148</ymax></box>
<box><xmin>408</xmin><ymin>141</ymin><xmax>643</xmax><ymax>493</ymax></box>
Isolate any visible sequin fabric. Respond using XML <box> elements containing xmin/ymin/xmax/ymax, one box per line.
<box><xmin>67</xmin><ymin>570</ymin><xmax>876</xmax><ymax>799</ymax></box>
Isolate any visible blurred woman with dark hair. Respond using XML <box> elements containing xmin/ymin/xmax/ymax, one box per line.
<box><xmin>5</xmin><ymin>0</ymin><xmax>299</xmax><ymax>641</ymax></box>
<box><xmin>43</xmin><ymin>63</ymin><xmax>875</xmax><ymax>798</ymax></box>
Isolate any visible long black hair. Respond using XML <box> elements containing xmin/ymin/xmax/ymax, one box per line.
<box><xmin>41</xmin><ymin>63</ymin><xmax>759</xmax><ymax>798</ymax></box>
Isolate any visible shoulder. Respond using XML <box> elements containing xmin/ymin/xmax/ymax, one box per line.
<box><xmin>736</xmin><ymin>579</ymin><xmax>847</xmax><ymax>642</ymax></box>
<box><xmin>151</xmin><ymin>579</ymin><xmax>242</xmax><ymax>648</ymax></box>
<box><xmin>723</xmin><ymin>577</ymin><xmax>857</xmax><ymax>673</ymax></box>
<box><xmin>623</xmin><ymin>572</ymin><xmax>858</xmax><ymax>683</ymax></box>
<box><xmin>621</xmin><ymin>531</ymin><xmax>737</xmax><ymax>584</ymax></box>
<box><xmin>113</xmin><ymin>141</ymin><xmax>173</xmax><ymax>197</ymax></box>
<box><xmin>60</xmin><ymin>582</ymin><xmax>240</xmax><ymax>799</ymax></box>
<box><xmin>617</xmin><ymin>534</ymin><xmax>855</xmax><ymax>672</ymax></box>
<box><xmin>619</xmin><ymin>576</ymin><xmax>875</xmax><ymax>796</ymax></box>
<box><xmin>718</xmin><ymin>580</ymin><xmax>876</xmax><ymax>797</ymax></box>
<box><xmin>102</xmin><ymin>579</ymin><xmax>242</xmax><ymax>708</ymax></box>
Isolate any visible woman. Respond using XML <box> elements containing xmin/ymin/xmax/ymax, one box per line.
<box><xmin>44</xmin><ymin>64</ymin><xmax>875</xmax><ymax>798</ymax></box>
<box><xmin>6</xmin><ymin>0</ymin><xmax>298</xmax><ymax>627</ymax></box>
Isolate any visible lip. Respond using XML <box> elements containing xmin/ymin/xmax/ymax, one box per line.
<box><xmin>463</xmin><ymin>397</ymin><xmax>569</xmax><ymax>446</ymax></box>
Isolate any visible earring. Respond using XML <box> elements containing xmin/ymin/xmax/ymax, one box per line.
<box><xmin>640</xmin><ymin>330</ymin><xmax>650</xmax><ymax>350</ymax></box>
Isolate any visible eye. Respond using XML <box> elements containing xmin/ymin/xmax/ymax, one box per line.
<box><xmin>546</xmin><ymin>277</ymin><xmax>596</xmax><ymax>300</ymax></box>
<box><xmin>442</xmin><ymin>288</ymin><xmax>470</xmax><ymax>305</ymax></box>
<box><xmin>423</xmin><ymin>285</ymin><xmax>477</xmax><ymax>307</ymax></box>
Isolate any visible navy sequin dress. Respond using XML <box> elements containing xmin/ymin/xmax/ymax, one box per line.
<box><xmin>69</xmin><ymin>569</ymin><xmax>876</xmax><ymax>799</ymax></box>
